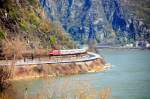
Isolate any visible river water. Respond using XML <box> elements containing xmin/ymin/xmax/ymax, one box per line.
<box><xmin>14</xmin><ymin>49</ymin><xmax>150</xmax><ymax>99</ymax></box>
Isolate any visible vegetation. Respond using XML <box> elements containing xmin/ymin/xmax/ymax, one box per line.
<box><xmin>0</xmin><ymin>27</ymin><xmax>5</xmax><ymax>40</ymax></box>
<box><xmin>33</xmin><ymin>65</ymin><xmax>44</xmax><ymax>74</ymax></box>
<box><xmin>1</xmin><ymin>36</ymin><xmax>27</xmax><ymax>60</ymax></box>
<box><xmin>0</xmin><ymin>0</ymin><xmax>75</xmax><ymax>53</ymax></box>
<box><xmin>49</xmin><ymin>35</ymin><xmax>57</xmax><ymax>47</ymax></box>
<box><xmin>0</xmin><ymin>66</ymin><xmax>11</xmax><ymax>93</ymax></box>
<box><xmin>0</xmin><ymin>0</ymin><xmax>75</xmax><ymax>95</ymax></box>
<box><xmin>0</xmin><ymin>31</ymin><xmax>5</xmax><ymax>40</ymax></box>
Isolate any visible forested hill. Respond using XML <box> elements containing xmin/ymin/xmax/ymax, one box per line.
<box><xmin>40</xmin><ymin>0</ymin><xmax>150</xmax><ymax>44</ymax></box>
<box><xmin>0</xmin><ymin>0</ymin><xmax>75</xmax><ymax>50</ymax></box>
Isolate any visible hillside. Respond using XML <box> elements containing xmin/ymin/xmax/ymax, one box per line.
<box><xmin>0</xmin><ymin>0</ymin><xmax>150</xmax><ymax>54</ymax></box>
<box><xmin>0</xmin><ymin>0</ymin><xmax>75</xmax><ymax>51</ymax></box>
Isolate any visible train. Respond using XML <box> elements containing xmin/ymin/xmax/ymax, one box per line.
<box><xmin>48</xmin><ymin>49</ymin><xmax>87</xmax><ymax>56</ymax></box>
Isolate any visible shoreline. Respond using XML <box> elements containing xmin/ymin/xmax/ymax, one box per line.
<box><xmin>2</xmin><ymin>51</ymin><xmax>110</xmax><ymax>81</ymax></box>
<box><xmin>9</xmin><ymin>62</ymin><xmax>111</xmax><ymax>81</ymax></box>
<box><xmin>96</xmin><ymin>46</ymin><xmax>150</xmax><ymax>49</ymax></box>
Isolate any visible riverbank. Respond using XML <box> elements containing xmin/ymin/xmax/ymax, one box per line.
<box><xmin>96</xmin><ymin>45</ymin><xmax>150</xmax><ymax>49</ymax></box>
<box><xmin>9</xmin><ymin>58</ymin><xmax>110</xmax><ymax>81</ymax></box>
<box><xmin>96</xmin><ymin>46</ymin><xmax>150</xmax><ymax>49</ymax></box>
<box><xmin>0</xmin><ymin>50</ymin><xmax>111</xmax><ymax>81</ymax></box>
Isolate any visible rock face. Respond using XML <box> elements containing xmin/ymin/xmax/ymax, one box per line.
<box><xmin>40</xmin><ymin>0</ymin><xmax>111</xmax><ymax>44</ymax></box>
<box><xmin>120</xmin><ymin>0</ymin><xmax>150</xmax><ymax>42</ymax></box>
<box><xmin>40</xmin><ymin>0</ymin><xmax>150</xmax><ymax>44</ymax></box>
<box><xmin>102</xmin><ymin>0</ymin><xmax>126</xmax><ymax>32</ymax></box>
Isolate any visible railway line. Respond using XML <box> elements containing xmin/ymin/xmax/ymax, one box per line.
<box><xmin>0</xmin><ymin>49</ymin><xmax>102</xmax><ymax>66</ymax></box>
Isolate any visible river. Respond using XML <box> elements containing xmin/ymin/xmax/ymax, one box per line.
<box><xmin>14</xmin><ymin>49</ymin><xmax>150</xmax><ymax>99</ymax></box>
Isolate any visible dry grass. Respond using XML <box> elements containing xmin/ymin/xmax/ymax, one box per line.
<box><xmin>0</xmin><ymin>93</ymin><xmax>11</xmax><ymax>99</ymax></box>
<box><xmin>1</xmin><ymin>36</ymin><xmax>48</xmax><ymax>59</ymax></box>
<box><xmin>34</xmin><ymin>48</ymin><xmax>48</xmax><ymax>57</ymax></box>
<box><xmin>0</xmin><ymin>76</ymin><xmax>112</xmax><ymax>99</ymax></box>
<box><xmin>21</xmin><ymin>78</ymin><xmax>111</xmax><ymax>99</ymax></box>
<box><xmin>2</xmin><ymin>37</ymin><xmax>27</xmax><ymax>59</ymax></box>
<box><xmin>99</xmin><ymin>87</ymin><xmax>111</xmax><ymax>99</ymax></box>
<box><xmin>0</xmin><ymin>66</ymin><xmax>11</xmax><ymax>93</ymax></box>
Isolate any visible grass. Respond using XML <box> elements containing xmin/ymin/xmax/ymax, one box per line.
<box><xmin>2</xmin><ymin>36</ymin><xmax>27</xmax><ymax>59</ymax></box>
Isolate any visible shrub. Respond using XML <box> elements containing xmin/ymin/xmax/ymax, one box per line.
<box><xmin>0</xmin><ymin>66</ymin><xmax>11</xmax><ymax>93</ymax></box>
<box><xmin>8</xmin><ymin>8</ymin><xmax>19</xmax><ymax>20</ymax></box>
<box><xmin>19</xmin><ymin>19</ymin><xmax>29</xmax><ymax>31</ymax></box>
<box><xmin>27</xmin><ymin>0</ymin><xmax>37</xmax><ymax>5</ymax></box>
<box><xmin>49</xmin><ymin>35</ymin><xmax>57</xmax><ymax>46</ymax></box>
<box><xmin>39</xmin><ymin>20</ymin><xmax>52</xmax><ymax>33</ymax></box>
<box><xmin>33</xmin><ymin>66</ymin><xmax>44</xmax><ymax>74</ymax></box>
<box><xmin>29</xmin><ymin>11</ymin><xmax>40</xmax><ymax>26</ymax></box>
<box><xmin>0</xmin><ymin>31</ymin><xmax>6</xmax><ymax>40</ymax></box>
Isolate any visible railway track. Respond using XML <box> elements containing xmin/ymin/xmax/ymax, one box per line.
<box><xmin>0</xmin><ymin>52</ymin><xmax>102</xmax><ymax>66</ymax></box>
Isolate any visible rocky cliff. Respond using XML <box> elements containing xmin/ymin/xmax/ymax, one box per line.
<box><xmin>40</xmin><ymin>0</ymin><xmax>111</xmax><ymax>44</ymax></box>
<box><xmin>40</xmin><ymin>0</ymin><xmax>150</xmax><ymax>44</ymax></box>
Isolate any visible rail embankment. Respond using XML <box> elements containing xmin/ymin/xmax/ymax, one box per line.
<box><xmin>0</xmin><ymin>52</ymin><xmax>111</xmax><ymax>80</ymax></box>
